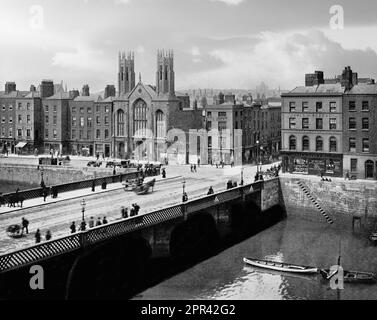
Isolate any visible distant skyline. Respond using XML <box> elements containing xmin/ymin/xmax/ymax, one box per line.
<box><xmin>1</xmin><ymin>0</ymin><xmax>377</xmax><ymax>92</ymax></box>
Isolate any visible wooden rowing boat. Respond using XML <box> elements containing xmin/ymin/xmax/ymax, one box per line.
<box><xmin>243</xmin><ymin>257</ymin><xmax>319</xmax><ymax>274</ymax></box>
<box><xmin>320</xmin><ymin>268</ymin><xmax>377</xmax><ymax>284</ymax></box>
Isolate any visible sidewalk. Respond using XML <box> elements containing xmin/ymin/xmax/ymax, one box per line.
<box><xmin>0</xmin><ymin>175</ymin><xmax>182</xmax><ymax>215</ymax></box>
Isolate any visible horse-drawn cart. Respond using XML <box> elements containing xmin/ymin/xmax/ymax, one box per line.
<box><xmin>122</xmin><ymin>177</ymin><xmax>156</xmax><ymax>195</ymax></box>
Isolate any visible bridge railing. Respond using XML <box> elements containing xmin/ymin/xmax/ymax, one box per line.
<box><xmin>0</xmin><ymin>171</ymin><xmax>140</xmax><ymax>203</ymax></box>
<box><xmin>0</xmin><ymin>179</ymin><xmax>277</xmax><ymax>273</ymax></box>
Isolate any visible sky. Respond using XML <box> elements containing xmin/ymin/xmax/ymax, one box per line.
<box><xmin>0</xmin><ymin>0</ymin><xmax>377</xmax><ymax>92</ymax></box>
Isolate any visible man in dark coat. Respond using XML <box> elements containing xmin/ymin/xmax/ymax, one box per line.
<box><xmin>35</xmin><ymin>229</ymin><xmax>41</xmax><ymax>243</ymax></box>
<box><xmin>70</xmin><ymin>222</ymin><xmax>76</xmax><ymax>234</ymax></box>
<box><xmin>21</xmin><ymin>217</ymin><xmax>29</xmax><ymax>235</ymax></box>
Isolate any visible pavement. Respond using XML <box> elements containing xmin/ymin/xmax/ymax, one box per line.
<box><xmin>0</xmin><ymin>161</ymin><xmax>281</xmax><ymax>255</ymax></box>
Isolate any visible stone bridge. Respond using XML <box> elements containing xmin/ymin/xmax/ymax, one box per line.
<box><xmin>0</xmin><ymin>178</ymin><xmax>285</xmax><ymax>299</ymax></box>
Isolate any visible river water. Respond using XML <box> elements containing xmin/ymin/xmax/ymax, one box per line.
<box><xmin>136</xmin><ymin>216</ymin><xmax>377</xmax><ymax>300</ymax></box>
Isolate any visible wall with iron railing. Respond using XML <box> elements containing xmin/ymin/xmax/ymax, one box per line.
<box><xmin>0</xmin><ymin>178</ymin><xmax>278</xmax><ymax>274</ymax></box>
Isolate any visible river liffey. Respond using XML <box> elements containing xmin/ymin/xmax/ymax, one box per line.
<box><xmin>136</xmin><ymin>216</ymin><xmax>377</xmax><ymax>300</ymax></box>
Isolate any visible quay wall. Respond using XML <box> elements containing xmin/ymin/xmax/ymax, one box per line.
<box><xmin>279</xmin><ymin>174</ymin><xmax>377</xmax><ymax>230</ymax></box>
<box><xmin>0</xmin><ymin>163</ymin><xmax>129</xmax><ymax>186</ymax></box>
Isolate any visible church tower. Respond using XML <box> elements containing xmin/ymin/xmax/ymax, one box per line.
<box><xmin>118</xmin><ymin>51</ymin><xmax>135</xmax><ymax>96</ymax></box>
<box><xmin>156</xmin><ymin>49</ymin><xmax>175</xmax><ymax>96</ymax></box>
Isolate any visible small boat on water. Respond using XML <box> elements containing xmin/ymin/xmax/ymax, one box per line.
<box><xmin>320</xmin><ymin>269</ymin><xmax>377</xmax><ymax>284</ymax></box>
<box><xmin>243</xmin><ymin>258</ymin><xmax>319</xmax><ymax>274</ymax></box>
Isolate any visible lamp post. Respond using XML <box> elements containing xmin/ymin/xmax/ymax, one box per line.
<box><xmin>81</xmin><ymin>198</ymin><xmax>86</xmax><ymax>222</ymax></box>
<box><xmin>182</xmin><ymin>177</ymin><xmax>187</xmax><ymax>202</ymax></box>
<box><xmin>256</xmin><ymin>140</ymin><xmax>260</xmax><ymax>173</ymax></box>
<box><xmin>40</xmin><ymin>167</ymin><xmax>45</xmax><ymax>188</ymax></box>
<box><xmin>241</xmin><ymin>167</ymin><xmax>244</xmax><ymax>186</ymax></box>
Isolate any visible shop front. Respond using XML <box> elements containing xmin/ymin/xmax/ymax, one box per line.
<box><xmin>281</xmin><ymin>152</ymin><xmax>343</xmax><ymax>177</ymax></box>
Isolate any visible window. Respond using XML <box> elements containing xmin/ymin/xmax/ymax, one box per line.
<box><xmin>218</xmin><ymin>121</ymin><xmax>227</xmax><ymax>131</ymax></box>
<box><xmin>349</xmin><ymin>138</ymin><xmax>356</xmax><ymax>152</ymax></box>
<box><xmin>79</xmin><ymin>130</ymin><xmax>84</xmax><ymax>139</ymax></box>
<box><xmin>53</xmin><ymin>105</ymin><xmax>57</xmax><ymax>112</ymax></box>
<box><xmin>9</xmin><ymin>116</ymin><xmax>12</xmax><ymax>124</ymax></box>
<box><xmin>1</xmin><ymin>117</ymin><xmax>5</xmax><ymax>123</ymax></box>
<box><xmin>96</xmin><ymin>129</ymin><xmax>101</xmax><ymax>139</ymax></box>
<box><xmin>96</xmin><ymin>105</ymin><xmax>101</xmax><ymax>113</ymax></box>
<box><xmin>45</xmin><ymin>115</ymin><xmax>49</xmax><ymax>124</ymax></box>
<box><xmin>362</xmin><ymin>101</ymin><xmax>369</xmax><ymax>111</ymax></box>
<box><xmin>45</xmin><ymin>105</ymin><xmax>48</xmax><ymax>112</ymax></box>
<box><xmin>207</xmin><ymin>111</ymin><xmax>212</xmax><ymax>117</ymax></box>
<box><xmin>349</xmin><ymin>101</ymin><xmax>356</xmax><ymax>112</ymax></box>
<box><xmin>9</xmin><ymin>105</ymin><xmax>13</xmax><ymax>111</ymax></box>
<box><xmin>87</xmin><ymin>117</ymin><xmax>92</xmax><ymax>127</ymax></box>
<box><xmin>26</xmin><ymin>129</ymin><xmax>30</xmax><ymax>138</ymax></box>
<box><xmin>235</xmin><ymin>121</ymin><xmax>239</xmax><ymax>129</ymax></box>
<box><xmin>330</xmin><ymin>102</ymin><xmax>337</xmax><ymax>113</ymax></box>
<box><xmin>18</xmin><ymin>115</ymin><xmax>22</xmax><ymax>124</ymax></box>
<box><xmin>206</xmin><ymin>121</ymin><xmax>212</xmax><ymax>131</ymax></box>
<box><xmin>218</xmin><ymin>112</ymin><xmax>227</xmax><ymax>117</ymax></box>
<box><xmin>53</xmin><ymin>129</ymin><xmax>57</xmax><ymax>139</ymax></box>
<box><xmin>1</xmin><ymin>105</ymin><xmax>5</xmax><ymax>111</ymax></box>
<box><xmin>53</xmin><ymin>115</ymin><xmax>57</xmax><ymax>125</ymax></box>
<box><xmin>351</xmin><ymin>159</ymin><xmax>357</xmax><ymax>172</ymax></box>
<box><xmin>72</xmin><ymin>130</ymin><xmax>76</xmax><ymax>139</ymax></box>
<box><xmin>27</xmin><ymin>115</ymin><xmax>31</xmax><ymax>124</ymax></box>
<box><xmin>9</xmin><ymin>127</ymin><xmax>12</xmax><ymax>137</ymax></box>
<box><xmin>104</xmin><ymin>129</ymin><xmax>109</xmax><ymax>139</ymax></box>
<box><xmin>17</xmin><ymin>129</ymin><xmax>22</xmax><ymax>138</ymax></box>
<box><xmin>72</xmin><ymin>117</ymin><xmax>77</xmax><ymax>126</ymax></box>
<box><xmin>80</xmin><ymin>117</ymin><xmax>84</xmax><ymax>127</ymax></box>
<box><xmin>289</xmin><ymin>118</ymin><xmax>296</xmax><ymax>129</ymax></box>
<box><xmin>302</xmin><ymin>118</ymin><xmax>309</xmax><ymax>130</ymax></box>
<box><xmin>329</xmin><ymin>118</ymin><xmax>337</xmax><ymax>130</ymax></box>
<box><xmin>118</xmin><ymin>109</ymin><xmax>125</xmax><ymax>136</ymax></box>
<box><xmin>26</xmin><ymin>103</ymin><xmax>30</xmax><ymax>110</ymax></box>
<box><xmin>18</xmin><ymin>103</ymin><xmax>22</xmax><ymax>110</ymax></box>
<box><xmin>349</xmin><ymin>118</ymin><xmax>356</xmax><ymax>130</ymax></box>
<box><xmin>316</xmin><ymin>137</ymin><xmax>323</xmax><ymax>151</ymax></box>
<box><xmin>362</xmin><ymin>118</ymin><xmax>369</xmax><ymax>130</ymax></box>
<box><xmin>329</xmin><ymin>137</ymin><xmax>337</xmax><ymax>152</ymax></box>
<box><xmin>45</xmin><ymin>129</ymin><xmax>49</xmax><ymax>138</ymax></box>
<box><xmin>96</xmin><ymin>116</ymin><xmax>100</xmax><ymax>125</ymax></box>
<box><xmin>289</xmin><ymin>102</ymin><xmax>296</xmax><ymax>112</ymax></box>
<box><xmin>87</xmin><ymin>130</ymin><xmax>92</xmax><ymax>140</ymax></box>
<box><xmin>302</xmin><ymin>102</ymin><xmax>308</xmax><ymax>112</ymax></box>
<box><xmin>105</xmin><ymin>106</ymin><xmax>110</xmax><ymax>113</ymax></box>
<box><xmin>362</xmin><ymin>139</ymin><xmax>370</xmax><ymax>153</ymax></box>
<box><xmin>289</xmin><ymin>136</ymin><xmax>296</xmax><ymax>150</ymax></box>
<box><xmin>1</xmin><ymin>128</ymin><xmax>4</xmax><ymax>136</ymax></box>
<box><xmin>105</xmin><ymin>116</ymin><xmax>109</xmax><ymax>125</ymax></box>
<box><xmin>88</xmin><ymin>107</ymin><xmax>92</xmax><ymax>114</ymax></box>
<box><xmin>80</xmin><ymin>107</ymin><xmax>84</xmax><ymax>114</ymax></box>
<box><xmin>302</xmin><ymin>136</ymin><xmax>310</xmax><ymax>151</ymax></box>
<box><xmin>72</xmin><ymin>107</ymin><xmax>76</xmax><ymax>113</ymax></box>
<box><xmin>316</xmin><ymin>102</ymin><xmax>323</xmax><ymax>112</ymax></box>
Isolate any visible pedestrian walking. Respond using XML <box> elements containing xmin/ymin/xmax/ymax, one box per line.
<box><xmin>89</xmin><ymin>217</ymin><xmax>95</xmax><ymax>228</ymax></box>
<box><xmin>45</xmin><ymin>230</ymin><xmax>52</xmax><ymax>241</ymax></box>
<box><xmin>42</xmin><ymin>187</ymin><xmax>48</xmax><ymax>202</ymax></box>
<box><xmin>70</xmin><ymin>222</ymin><xmax>76</xmax><ymax>234</ymax></box>
<box><xmin>130</xmin><ymin>205</ymin><xmax>135</xmax><ymax>217</ymax></box>
<box><xmin>162</xmin><ymin>168</ymin><xmax>166</xmax><ymax>178</ymax></box>
<box><xmin>194</xmin><ymin>164</ymin><xmax>197</xmax><ymax>172</ymax></box>
<box><xmin>134</xmin><ymin>203</ymin><xmax>140</xmax><ymax>216</ymax></box>
<box><xmin>21</xmin><ymin>217</ymin><xmax>29</xmax><ymax>235</ymax></box>
<box><xmin>207</xmin><ymin>186</ymin><xmax>214</xmax><ymax>195</ymax></box>
<box><xmin>190</xmin><ymin>164</ymin><xmax>193</xmax><ymax>172</ymax></box>
<box><xmin>91</xmin><ymin>180</ymin><xmax>95</xmax><ymax>192</ymax></box>
<box><xmin>80</xmin><ymin>220</ymin><xmax>86</xmax><ymax>231</ymax></box>
<box><xmin>102</xmin><ymin>216</ymin><xmax>108</xmax><ymax>224</ymax></box>
<box><xmin>121</xmin><ymin>206</ymin><xmax>128</xmax><ymax>219</ymax></box>
<box><xmin>197</xmin><ymin>158</ymin><xmax>200</xmax><ymax>167</ymax></box>
<box><xmin>345</xmin><ymin>170</ymin><xmax>350</xmax><ymax>180</ymax></box>
<box><xmin>35</xmin><ymin>229</ymin><xmax>41</xmax><ymax>243</ymax></box>
<box><xmin>96</xmin><ymin>217</ymin><xmax>102</xmax><ymax>226</ymax></box>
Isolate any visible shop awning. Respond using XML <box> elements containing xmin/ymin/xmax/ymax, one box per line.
<box><xmin>15</xmin><ymin>142</ymin><xmax>27</xmax><ymax>148</ymax></box>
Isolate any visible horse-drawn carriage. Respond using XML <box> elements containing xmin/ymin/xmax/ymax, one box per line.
<box><xmin>122</xmin><ymin>177</ymin><xmax>156</xmax><ymax>195</ymax></box>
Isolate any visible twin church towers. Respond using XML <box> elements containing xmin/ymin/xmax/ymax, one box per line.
<box><xmin>118</xmin><ymin>50</ymin><xmax>175</xmax><ymax>97</ymax></box>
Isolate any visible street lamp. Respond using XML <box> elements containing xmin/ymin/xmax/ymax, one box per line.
<box><xmin>182</xmin><ymin>177</ymin><xmax>187</xmax><ymax>202</ymax></box>
<box><xmin>256</xmin><ymin>140</ymin><xmax>260</xmax><ymax>173</ymax></box>
<box><xmin>40</xmin><ymin>167</ymin><xmax>45</xmax><ymax>188</ymax></box>
<box><xmin>81</xmin><ymin>198</ymin><xmax>86</xmax><ymax>222</ymax></box>
<box><xmin>240</xmin><ymin>167</ymin><xmax>244</xmax><ymax>186</ymax></box>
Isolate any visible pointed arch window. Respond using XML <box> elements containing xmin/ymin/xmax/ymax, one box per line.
<box><xmin>117</xmin><ymin>110</ymin><xmax>125</xmax><ymax>136</ymax></box>
<box><xmin>156</xmin><ymin>110</ymin><xmax>166</xmax><ymax>138</ymax></box>
<box><xmin>134</xmin><ymin>99</ymin><xmax>147</xmax><ymax>137</ymax></box>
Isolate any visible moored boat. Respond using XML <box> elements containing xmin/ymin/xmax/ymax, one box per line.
<box><xmin>243</xmin><ymin>257</ymin><xmax>319</xmax><ymax>274</ymax></box>
<box><xmin>320</xmin><ymin>268</ymin><xmax>377</xmax><ymax>284</ymax></box>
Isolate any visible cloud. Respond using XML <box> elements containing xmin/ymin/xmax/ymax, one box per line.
<box><xmin>209</xmin><ymin>0</ymin><xmax>245</xmax><ymax>5</ymax></box>
<box><xmin>178</xmin><ymin>30</ymin><xmax>377</xmax><ymax>89</ymax></box>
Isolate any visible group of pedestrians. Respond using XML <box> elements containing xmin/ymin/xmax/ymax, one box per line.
<box><xmin>121</xmin><ymin>203</ymin><xmax>141</xmax><ymax>219</ymax></box>
<box><xmin>190</xmin><ymin>164</ymin><xmax>197</xmax><ymax>173</ymax></box>
<box><xmin>70</xmin><ymin>216</ymin><xmax>108</xmax><ymax>233</ymax></box>
<box><xmin>34</xmin><ymin>229</ymin><xmax>52</xmax><ymax>244</ymax></box>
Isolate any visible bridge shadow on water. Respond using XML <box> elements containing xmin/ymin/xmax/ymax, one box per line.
<box><xmin>0</xmin><ymin>201</ymin><xmax>286</xmax><ymax>300</ymax></box>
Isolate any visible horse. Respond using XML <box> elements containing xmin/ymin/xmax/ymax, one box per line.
<box><xmin>6</xmin><ymin>194</ymin><xmax>24</xmax><ymax>208</ymax></box>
